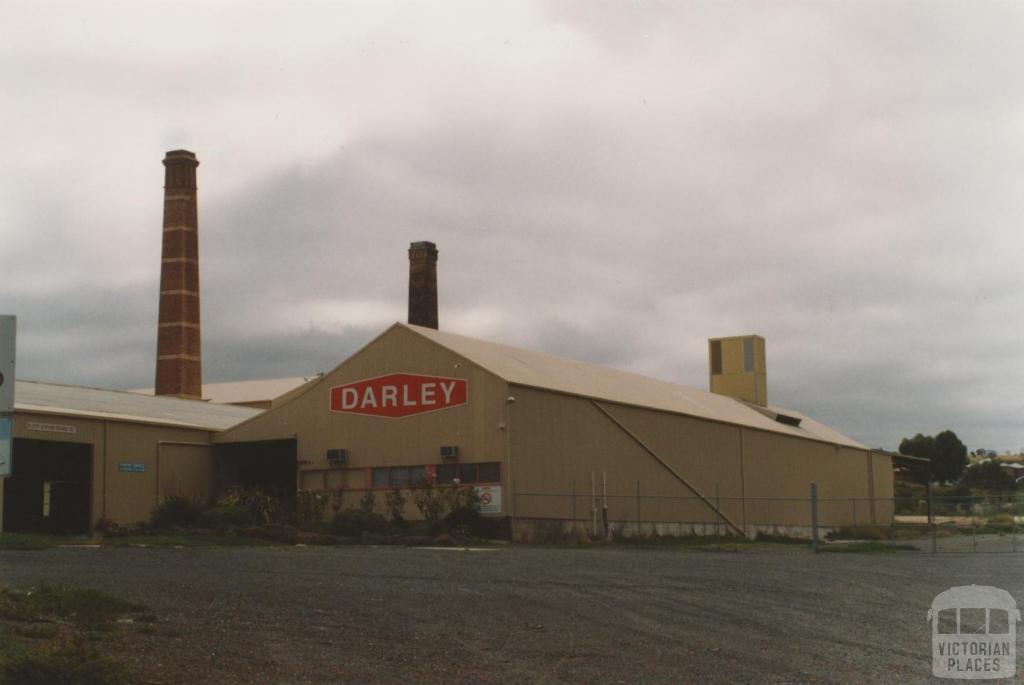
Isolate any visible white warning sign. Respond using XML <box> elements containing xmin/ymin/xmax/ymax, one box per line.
<box><xmin>474</xmin><ymin>485</ymin><xmax>502</xmax><ymax>514</ymax></box>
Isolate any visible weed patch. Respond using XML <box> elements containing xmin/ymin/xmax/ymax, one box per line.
<box><xmin>0</xmin><ymin>534</ymin><xmax>59</xmax><ymax>551</ymax></box>
<box><xmin>819</xmin><ymin>542</ymin><xmax>918</xmax><ymax>553</ymax></box>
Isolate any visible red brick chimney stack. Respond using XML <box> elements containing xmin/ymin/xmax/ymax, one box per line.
<box><xmin>155</xmin><ymin>150</ymin><xmax>202</xmax><ymax>399</ymax></box>
<box><xmin>408</xmin><ymin>241</ymin><xmax>439</xmax><ymax>329</ymax></box>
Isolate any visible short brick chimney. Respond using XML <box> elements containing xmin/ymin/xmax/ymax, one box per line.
<box><xmin>155</xmin><ymin>150</ymin><xmax>202</xmax><ymax>399</ymax></box>
<box><xmin>408</xmin><ymin>241</ymin><xmax>438</xmax><ymax>329</ymax></box>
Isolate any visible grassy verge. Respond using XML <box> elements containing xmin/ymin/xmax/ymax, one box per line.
<box><xmin>819</xmin><ymin>542</ymin><xmax>919</xmax><ymax>553</ymax></box>
<box><xmin>0</xmin><ymin>534</ymin><xmax>61</xmax><ymax>551</ymax></box>
<box><xmin>0</xmin><ymin>584</ymin><xmax>152</xmax><ymax>684</ymax></box>
<box><xmin>103</xmin><ymin>533</ymin><xmax>279</xmax><ymax>547</ymax></box>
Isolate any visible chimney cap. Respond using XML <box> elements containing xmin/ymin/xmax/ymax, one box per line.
<box><xmin>409</xmin><ymin>241</ymin><xmax>437</xmax><ymax>250</ymax></box>
<box><xmin>163</xmin><ymin>150</ymin><xmax>198</xmax><ymax>164</ymax></box>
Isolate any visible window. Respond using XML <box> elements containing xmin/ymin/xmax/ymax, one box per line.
<box><xmin>960</xmin><ymin>608</ymin><xmax>986</xmax><ymax>634</ymax></box>
<box><xmin>371</xmin><ymin>468</ymin><xmax>389</xmax><ymax>488</ymax></box>
<box><xmin>990</xmin><ymin>608</ymin><xmax>1010</xmax><ymax>634</ymax></box>
<box><xmin>710</xmin><ymin>340</ymin><xmax>722</xmax><ymax>375</ymax></box>
<box><xmin>938</xmin><ymin>608</ymin><xmax>957</xmax><ymax>635</ymax></box>
<box><xmin>457</xmin><ymin>463</ymin><xmax>478</xmax><ymax>483</ymax></box>
<box><xmin>409</xmin><ymin>466</ymin><xmax>427</xmax><ymax>486</ymax></box>
<box><xmin>390</xmin><ymin>466</ymin><xmax>409</xmax><ymax>487</ymax></box>
<box><xmin>436</xmin><ymin>464</ymin><xmax>457</xmax><ymax>485</ymax></box>
<box><xmin>478</xmin><ymin>463</ymin><xmax>500</xmax><ymax>483</ymax></box>
<box><xmin>743</xmin><ymin>337</ymin><xmax>754</xmax><ymax>372</ymax></box>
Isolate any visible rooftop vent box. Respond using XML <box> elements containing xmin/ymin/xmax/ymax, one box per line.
<box><xmin>326</xmin><ymin>448</ymin><xmax>348</xmax><ymax>467</ymax></box>
<box><xmin>440</xmin><ymin>445</ymin><xmax>459</xmax><ymax>461</ymax></box>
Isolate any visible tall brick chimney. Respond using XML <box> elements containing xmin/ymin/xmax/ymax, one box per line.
<box><xmin>155</xmin><ymin>150</ymin><xmax>202</xmax><ymax>399</ymax></box>
<box><xmin>408</xmin><ymin>241</ymin><xmax>438</xmax><ymax>329</ymax></box>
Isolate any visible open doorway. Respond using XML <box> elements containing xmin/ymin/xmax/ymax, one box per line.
<box><xmin>214</xmin><ymin>439</ymin><xmax>297</xmax><ymax>505</ymax></box>
<box><xmin>3</xmin><ymin>438</ymin><xmax>92</xmax><ymax>534</ymax></box>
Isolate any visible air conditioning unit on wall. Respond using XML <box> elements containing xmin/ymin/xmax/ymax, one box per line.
<box><xmin>326</xmin><ymin>448</ymin><xmax>348</xmax><ymax>467</ymax></box>
<box><xmin>440</xmin><ymin>445</ymin><xmax>458</xmax><ymax>461</ymax></box>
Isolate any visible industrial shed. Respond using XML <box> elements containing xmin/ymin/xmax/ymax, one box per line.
<box><xmin>215</xmin><ymin>322</ymin><xmax>894</xmax><ymax>539</ymax></box>
<box><xmin>0</xmin><ymin>381</ymin><xmax>259</xmax><ymax>533</ymax></box>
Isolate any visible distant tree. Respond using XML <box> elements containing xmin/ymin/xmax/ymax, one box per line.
<box><xmin>960</xmin><ymin>460</ymin><xmax>1016</xmax><ymax>491</ymax></box>
<box><xmin>899</xmin><ymin>431</ymin><xmax>968</xmax><ymax>484</ymax></box>
<box><xmin>934</xmin><ymin>431</ymin><xmax>969</xmax><ymax>483</ymax></box>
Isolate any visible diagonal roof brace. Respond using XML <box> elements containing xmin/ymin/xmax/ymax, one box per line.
<box><xmin>590</xmin><ymin>400</ymin><xmax>746</xmax><ymax>537</ymax></box>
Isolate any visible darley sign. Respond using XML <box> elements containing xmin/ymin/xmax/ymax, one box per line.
<box><xmin>330</xmin><ymin>373</ymin><xmax>468</xmax><ymax>418</ymax></box>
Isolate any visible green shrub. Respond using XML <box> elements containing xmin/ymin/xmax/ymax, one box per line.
<box><xmin>330</xmin><ymin>510</ymin><xmax>388</xmax><ymax>537</ymax></box>
<box><xmin>295</xmin><ymin>490</ymin><xmax>329</xmax><ymax>531</ymax></box>
<box><xmin>0</xmin><ymin>640</ymin><xmax>131</xmax><ymax>685</ymax></box>
<box><xmin>358</xmin><ymin>491</ymin><xmax>377</xmax><ymax>515</ymax></box>
<box><xmin>444</xmin><ymin>486</ymin><xmax>481</xmax><ymax>534</ymax></box>
<box><xmin>199</xmin><ymin>505</ymin><xmax>252</xmax><ymax>528</ymax></box>
<box><xmin>149</xmin><ymin>496</ymin><xmax>202</xmax><ymax>529</ymax></box>
<box><xmin>217</xmin><ymin>487</ymin><xmax>284</xmax><ymax>525</ymax></box>
<box><xmin>241</xmin><ymin>524</ymin><xmax>298</xmax><ymax>544</ymax></box>
<box><xmin>384</xmin><ymin>490</ymin><xmax>407</xmax><ymax>525</ymax></box>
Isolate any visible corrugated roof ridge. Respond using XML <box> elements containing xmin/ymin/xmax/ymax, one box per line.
<box><xmin>401</xmin><ymin>323</ymin><xmax>864</xmax><ymax>449</ymax></box>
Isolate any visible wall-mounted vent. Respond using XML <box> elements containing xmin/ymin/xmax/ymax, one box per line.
<box><xmin>773</xmin><ymin>413</ymin><xmax>802</xmax><ymax>428</ymax></box>
<box><xmin>326</xmin><ymin>448</ymin><xmax>348</xmax><ymax>467</ymax></box>
<box><xmin>440</xmin><ymin>445</ymin><xmax>459</xmax><ymax>460</ymax></box>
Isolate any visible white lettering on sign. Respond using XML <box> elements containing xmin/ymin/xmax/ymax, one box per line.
<box><xmin>330</xmin><ymin>373</ymin><xmax>468</xmax><ymax>418</ymax></box>
<box><xmin>27</xmin><ymin>422</ymin><xmax>77</xmax><ymax>435</ymax></box>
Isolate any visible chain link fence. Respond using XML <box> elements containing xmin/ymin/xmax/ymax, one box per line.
<box><xmin>510</xmin><ymin>484</ymin><xmax>1024</xmax><ymax>553</ymax></box>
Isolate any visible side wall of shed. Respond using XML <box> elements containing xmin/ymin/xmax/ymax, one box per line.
<box><xmin>508</xmin><ymin>386</ymin><xmax>892</xmax><ymax>534</ymax></box>
<box><xmin>4</xmin><ymin>412</ymin><xmax>214</xmax><ymax>530</ymax></box>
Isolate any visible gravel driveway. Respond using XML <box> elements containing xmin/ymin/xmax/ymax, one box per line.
<box><xmin>2</xmin><ymin>544</ymin><xmax>1022</xmax><ymax>684</ymax></box>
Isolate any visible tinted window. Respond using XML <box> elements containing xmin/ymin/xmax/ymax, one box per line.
<box><xmin>458</xmin><ymin>463</ymin><xmax>478</xmax><ymax>484</ymax></box>
<box><xmin>390</xmin><ymin>467</ymin><xmax>409</xmax><ymax>487</ymax></box>
<box><xmin>961</xmin><ymin>608</ymin><xmax>986</xmax><ymax>634</ymax></box>
<box><xmin>478</xmin><ymin>463</ymin><xmax>500</xmax><ymax>483</ymax></box>
<box><xmin>710</xmin><ymin>340</ymin><xmax>722</xmax><ymax>375</ymax></box>
<box><xmin>409</xmin><ymin>466</ymin><xmax>427</xmax><ymax>486</ymax></box>
<box><xmin>938</xmin><ymin>608</ymin><xmax>957</xmax><ymax>635</ymax></box>
<box><xmin>990</xmin><ymin>608</ymin><xmax>1009</xmax><ymax>635</ymax></box>
<box><xmin>436</xmin><ymin>464</ymin><xmax>456</xmax><ymax>485</ymax></box>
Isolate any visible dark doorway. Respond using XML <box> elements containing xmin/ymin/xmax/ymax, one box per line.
<box><xmin>214</xmin><ymin>439</ymin><xmax>297</xmax><ymax>504</ymax></box>
<box><xmin>3</xmin><ymin>439</ymin><xmax>92</xmax><ymax>534</ymax></box>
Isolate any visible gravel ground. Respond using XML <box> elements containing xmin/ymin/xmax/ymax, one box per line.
<box><xmin>2</xmin><ymin>543</ymin><xmax>1023</xmax><ymax>684</ymax></box>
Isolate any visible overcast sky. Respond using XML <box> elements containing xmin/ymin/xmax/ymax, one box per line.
<box><xmin>3</xmin><ymin>1</ymin><xmax>1023</xmax><ymax>452</ymax></box>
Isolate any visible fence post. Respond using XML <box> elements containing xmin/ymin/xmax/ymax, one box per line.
<box><xmin>635</xmin><ymin>480</ymin><xmax>641</xmax><ymax>536</ymax></box>
<box><xmin>715</xmin><ymin>482</ymin><xmax>721</xmax><ymax>540</ymax></box>
<box><xmin>1013</xmin><ymin>494</ymin><xmax>1018</xmax><ymax>554</ymax></box>
<box><xmin>511</xmin><ymin>480</ymin><xmax>518</xmax><ymax>544</ymax></box>
<box><xmin>810</xmin><ymin>482</ymin><xmax>819</xmax><ymax>553</ymax></box>
<box><xmin>929</xmin><ymin>486</ymin><xmax>936</xmax><ymax>554</ymax></box>
<box><xmin>972</xmin><ymin>495</ymin><xmax>978</xmax><ymax>553</ymax></box>
<box><xmin>852</xmin><ymin>498</ymin><xmax>858</xmax><ymax>540</ymax></box>
<box><xmin>571</xmin><ymin>479</ymin><xmax>576</xmax><ymax>534</ymax></box>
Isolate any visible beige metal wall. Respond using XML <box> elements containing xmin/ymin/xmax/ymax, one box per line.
<box><xmin>509</xmin><ymin>386</ymin><xmax>892</xmax><ymax>530</ymax></box>
<box><xmin>216</xmin><ymin>326</ymin><xmax>511</xmax><ymax>505</ymax></box>
<box><xmin>5</xmin><ymin>412</ymin><xmax>214</xmax><ymax>530</ymax></box>
<box><xmin>213</xmin><ymin>325</ymin><xmax>891</xmax><ymax>531</ymax></box>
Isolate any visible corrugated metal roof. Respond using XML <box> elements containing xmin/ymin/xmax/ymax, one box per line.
<box><xmin>131</xmin><ymin>377</ymin><xmax>317</xmax><ymax>405</ymax></box>
<box><xmin>403</xmin><ymin>323</ymin><xmax>865</xmax><ymax>448</ymax></box>
<box><xmin>14</xmin><ymin>380</ymin><xmax>262</xmax><ymax>431</ymax></box>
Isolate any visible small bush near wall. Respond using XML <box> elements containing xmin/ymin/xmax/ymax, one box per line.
<box><xmin>150</xmin><ymin>496</ymin><xmax>203</xmax><ymax>529</ymax></box>
<box><xmin>295</xmin><ymin>490</ymin><xmax>329</xmax><ymax>531</ymax></box>
<box><xmin>218</xmin><ymin>487</ymin><xmax>284</xmax><ymax>525</ymax></box>
<box><xmin>199</xmin><ymin>505</ymin><xmax>253</xmax><ymax>528</ymax></box>
<box><xmin>384</xmin><ymin>490</ymin><xmax>407</xmax><ymax>527</ymax></box>
<box><xmin>330</xmin><ymin>510</ymin><xmax>388</xmax><ymax>537</ymax></box>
